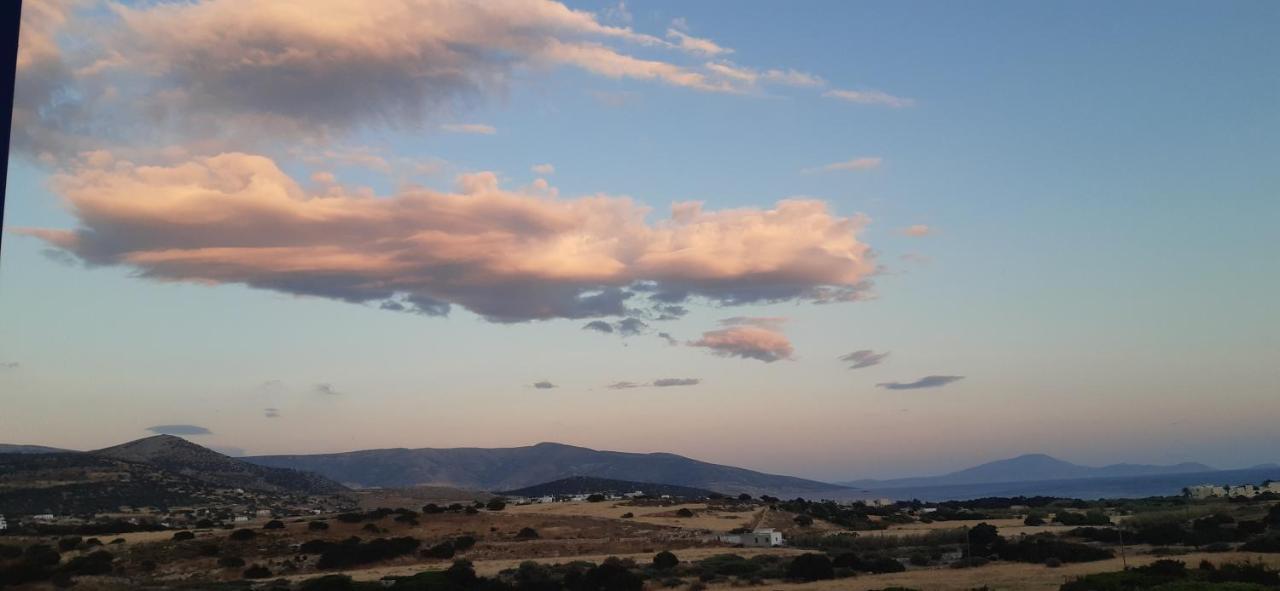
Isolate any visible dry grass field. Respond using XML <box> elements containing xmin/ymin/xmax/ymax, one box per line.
<box><xmin>507</xmin><ymin>500</ymin><xmax>763</xmax><ymax>532</ymax></box>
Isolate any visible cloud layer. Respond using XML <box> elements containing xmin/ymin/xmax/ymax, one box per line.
<box><xmin>22</xmin><ymin>153</ymin><xmax>877</xmax><ymax>323</ymax></box>
<box><xmin>876</xmin><ymin>375</ymin><xmax>965</xmax><ymax>390</ymax></box>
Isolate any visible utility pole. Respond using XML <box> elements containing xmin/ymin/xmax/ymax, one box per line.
<box><xmin>1117</xmin><ymin>525</ymin><xmax>1127</xmax><ymax>569</ymax></box>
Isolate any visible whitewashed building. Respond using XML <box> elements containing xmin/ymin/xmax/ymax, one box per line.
<box><xmin>0</xmin><ymin>514</ymin><xmax>7</xmax><ymax>531</ymax></box>
<box><xmin>720</xmin><ymin>528</ymin><xmax>785</xmax><ymax>547</ymax></box>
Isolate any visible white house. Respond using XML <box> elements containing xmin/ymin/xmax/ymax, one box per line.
<box><xmin>0</xmin><ymin>514</ymin><xmax>7</xmax><ymax>531</ymax></box>
<box><xmin>720</xmin><ymin>528</ymin><xmax>785</xmax><ymax>547</ymax></box>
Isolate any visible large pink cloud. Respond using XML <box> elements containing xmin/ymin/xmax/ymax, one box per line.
<box><xmin>20</xmin><ymin>152</ymin><xmax>877</xmax><ymax>323</ymax></box>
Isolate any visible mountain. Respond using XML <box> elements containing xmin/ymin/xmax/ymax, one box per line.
<box><xmin>498</xmin><ymin>476</ymin><xmax>719</xmax><ymax>499</ymax></box>
<box><xmin>0</xmin><ymin>443</ymin><xmax>69</xmax><ymax>454</ymax></box>
<box><xmin>94</xmin><ymin>435</ymin><xmax>346</xmax><ymax>495</ymax></box>
<box><xmin>840</xmin><ymin>453</ymin><xmax>1217</xmax><ymax>489</ymax></box>
<box><xmin>0</xmin><ymin>451</ymin><xmax>272</xmax><ymax>515</ymax></box>
<box><xmin>246</xmin><ymin>441</ymin><xmax>844</xmax><ymax>496</ymax></box>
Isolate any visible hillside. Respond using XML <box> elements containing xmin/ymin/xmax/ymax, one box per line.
<box><xmin>246</xmin><ymin>442</ymin><xmax>845</xmax><ymax>496</ymax></box>
<box><xmin>0</xmin><ymin>452</ymin><xmax>259</xmax><ymax>515</ymax></box>
<box><xmin>841</xmin><ymin>453</ymin><xmax>1218</xmax><ymax>488</ymax></box>
<box><xmin>497</xmin><ymin>476</ymin><xmax>719</xmax><ymax>499</ymax></box>
<box><xmin>94</xmin><ymin>435</ymin><xmax>346</xmax><ymax>495</ymax></box>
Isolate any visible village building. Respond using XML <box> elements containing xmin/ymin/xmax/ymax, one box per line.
<box><xmin>719</xmin><ymin>528</ymin><xmax>785</xmax><ymax>547</ymax></box>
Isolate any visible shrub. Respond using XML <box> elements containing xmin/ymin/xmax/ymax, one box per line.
<box><xmin>580</xmin><ymin>561</ymin><xmax>643</xmax><ymax>591</ymax></box>
<box><xmin>422</xmin><ymin>541</ymin><xmax>455</xmax><ymax>559</ymax></box>
<box><xmin>228</xmin><ymin>528</ymin><xmax>256</xmax><ymax>541</ymax></box>
<box><xmin>785</xmin><ymin>553</ymin><xmax>834</xmax><ymax>581</ymax></box>
<box><xmin>308</xmin><ymin>521</ymin><xmax>330</xmax><ymax>531</ymax></box>
<box><xmin>951</xmin><ymin>557</ymin><xmax>989</xmax><ymax>569</ymax></box>
<box><xmin>675</xmin><ymin>508</ymin><xmax>694</xmax><ymax>518</ymax></box>
<box><xmin>908</xmin><ymin>553</ymin><xmax>929</xmax><ymax>566</ymax></box>
<box><xmin>242</xmin><ymin>564</ymin><xmax>272</xmax><ymax>579</ymax></box>
<box><xmin>996</xmin><ymin>535</ymin><xmax>1113</xmax><ymax>564</ymax></box>
<box><xmin>57</xmin><ymin>537</ymin><xmax>82</xmax><ymax>552</ymax></box>
<box><xmin>1024</xmin><ymin>514</ymin><xmax>1045</xmax><ymax>526</ymax></box>
<box><xmin>1045</xmin><ymin>557</ymin><xmax>1062</xmax><ymax>568</ymax></box>
<box><xmin>317</xmin><ymin>537</ymin><xmax>421</xmax><ymax>569</ymax></box>
<box><xmin>515</xmin><ymin>527</ymin><xmax>539</xmax><ymax>540</ymax></box>
<box><xmin>195</xmin><ymin>519</ymin><xmax>215</xmax><ymax>528</ymax></box>
<box><xmin>653</xmin><ymin>551</ymin><xmax>680</xmax><ymax>570</ymax></box>
<box><xmin>422</xmin><ymin>504</ymin><xmax>444</xmax><ymax>514</ymax></box>
<box><xmin>464</xmin><ymin>506</ymin><xmax>479</xmax><ymax>515</ymax></box>
<box><xmin>172</xmin><ymin>530</ymin><xmax>195</xmax><ymax>541</ymax></box>
<box><xmin>793</xmin><ymin>515</ymin><xmax>814</xmax><ymax>527</ymax></box>
<box><xmin>217</xmin><ymin>556</ymin><xmax>246</xmax><ymax>568</ymax></box>
<box><xmin>587</xmin><ymin>494</ymin><xmax>606</xmax><ymax>502</ymax></box>
<box><xmin>299</xmin><ymin>574</ymin><xmax>357</xmax><ymax>591</ymax></box>
<box><xmin>1241</xmin><ymin>535</ymin><xmax>1280</xmax><ymax>553</ymax></box>
<box><xmin>863</xmin><ymin>556</ymin><xmax>906</xmax><ymax>574</ymax></box>
<box><xmin>621</xmin><ymin>512</ymin><xmax>634</xmax><ymax>519</ymax></box>
<box><xmin>263</xmin><ymin>520</ymin><xmax>285</xmax><ymax>530</ymax></box>
<box><xmin>453</xmin><ymin>536</ymin><xmax>476</xmax><ymax>552</ymax></box>
<box><xmin>485</xmin><ymin>499</ymin><xmax>507</xmax><ymax>511</ymax></box>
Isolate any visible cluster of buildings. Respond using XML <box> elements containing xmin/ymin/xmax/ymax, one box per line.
<box><xmin>506</xmin><ymin>490</ymin><xmax>655</xmax><ymax>505</ymax></box>
<box><xmin>1184</xmin><ymin>480</ymin><xmax>1280</xmax><ymax>499</ymax></box>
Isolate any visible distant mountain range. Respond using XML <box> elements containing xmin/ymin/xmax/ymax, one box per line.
<box><xmin>497</xmin><ymin>476</ymin><xmax>718</xmax><ymax>499</ymax></box>
<box><xmin>245</xmin><ymin>441</ymin><xmax>844</xmax><ymax>496</ymax></box>
<box><xmin>840</xmin><ymin>454</ymin><xmax>1219</xmax><ymax>489</ymax></box>
<box><xmin>0</xmin><ymin>444</ymin><xmax>71</xmax><ymax>454</ymax></box>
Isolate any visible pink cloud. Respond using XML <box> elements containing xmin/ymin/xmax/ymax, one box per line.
<box><xmin>688</xmin><ymin>321</ymin><xmax>795</xmax><ymax>363</ymax></box>
<box><xmin>902</xmin><ymin>224</ymin><xmax>932</xmax><ymax>237</ymax></box>
<box><xmin>18</xmin><ymin>152</ymin><xmax>878</xmax><ymax>323</ymax></box>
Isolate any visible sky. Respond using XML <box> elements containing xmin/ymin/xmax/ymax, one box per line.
<box><xmin>1</xmin><ymin>0</ymin><xmax>1277</xmax><ymax>482</ymax></box>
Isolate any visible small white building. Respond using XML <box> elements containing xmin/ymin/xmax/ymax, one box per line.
<box><xmin>720</xmin><ymin>528</ymin><xmax>785</xmax><ymax>547</ymax></box>
<box><xmin>866</xmin><ymin>498</ymin><xmax>895</xmax><ymax>507</ymax></box>
<box><xmin>0</xmin><ymin>514</ymin><xmax>7</xmax><ymax>531</ymax></box>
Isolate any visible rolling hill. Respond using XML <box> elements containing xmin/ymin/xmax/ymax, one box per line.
<box><xmin>94</xmin><ymin>434</ymin><xmax>347</xmax><ymax>495</ymax></box>
<box><xmin>840</xmin><ymin>453</ymin><xmax>1217</xmax><ymax>489</ymax></box>
<box><xmin>246</xmin><ymin>441</ymin><xmax>845</xmax><ymax>496</ymax></box>
<box><xmin>497</xmin><ymin>476</ymin><xmax>719</xmax><ymax>499</ymax></box>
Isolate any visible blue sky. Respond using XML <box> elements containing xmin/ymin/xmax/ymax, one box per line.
<box><xmin>1</xmin><ymin>0</ymin><xmax>1277</xmax><ymax>481</ymax></box>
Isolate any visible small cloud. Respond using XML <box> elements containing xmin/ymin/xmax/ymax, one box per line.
<box><xmin>652</xmin><ymin>378</ymin><xmax>701</xmax><ymax>387</ymax></box>
<box><xmin>607</xmin><ymin>381</ymin><xmax>643</xmax><ymax>390</ymax></box>
<box><xmin>803</xmin><ymin>157</ymin><xmax>882</xmax><ymax>174</ymax></box>
<box><xmin>441</xmin><ymin>123</ymin><xmax>496</xmax><ymax>135</ymax></box>
<box><xmin>582</xmin><ymin>320</ymin><xmax>614</xmax><ymax>334</ymax></box>
<box><xmin>840</xmin><ymin>350</ymin><xmax>889</xmax><ymax>370</ymax></box>
<box><xmin>146</xmin><ymin>424</ymin><xmax>212</xmax><ymax>435</ymax></box>
<box><xmin>532</xmin><ymin>381</ymin><xmax>557</xmax><ymax>390</ymax></box>
<box><xmin>41</xmin><ymin>248</ymin><xmax>79</xmax><ymax>266</ymax></box>
<box><xmin>902</xmin><ymin>225</ymin><xmax>932</xmax><ymax>237</ymax></box>
<box><xmin>314</xmin><ymin>383</ymin><xmax>342</xmax><ymax>396</ymax></box>
<box><xmin>690</xmin><ymin>318</ymin><xmax>794</xmax><ymax>363</ymax></box>
<box><xmin>657</xmin><ymin>332</ymin><xmax>678</xmax><ymax>346</ymax></box>
<box><xmin>583</xmin><ymin>318</ymin><xmax>648</xmax><ymax>337</ymax></box>
<box><xmin>876</xmin><ymin>375</ymin><xmax>965</xmax><ymax>390</ymax></box>
<box><xmin>531</xmin><ymin>163</ymin><xmax>555</xmax><ymax>175</ymax></box>
<box><xmin>823</xmin><ymin>89</ymin><xmax>916</xmax><ymax>108</ymax></box>
<box><xmin>0</xmin><ymin>361</ymin><xmax>19</xmax><ymax>370</ymax></box>
<box><xmin>667</xmin><ymin>28</ymin><xmax>732</xmax><ymax>57</ymax></box>
<box><xmin>263</xmin><ymin>408</ymin><xmax>280</xmax><ymax>418</ymax></box>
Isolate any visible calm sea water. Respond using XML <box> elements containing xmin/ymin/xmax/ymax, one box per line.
<box><xmin>828</xmin><ymin>467</ymin><xmax>1280</xmax><ymax>502</ymax></box>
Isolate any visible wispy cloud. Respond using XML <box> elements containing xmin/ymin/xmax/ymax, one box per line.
<box><xmin>582</xmin><ymin>317</ymin><xmax>649</xmax><ymax>336</ymax></box>
<box><xmin>531</xmin><ymin>163</ymin><xmax>555</xmax><ymax>175</ymax></box>
<box><xmin>802</xmin><ymin>157</ymin><xmax>882</xmax><ymax>174</ymax></box>
<box><xmin>146</xmin><ymin>424</ymin><xmax>212</xmax><ymax>435</ymax></box>
<box><xmin>840</xmin><ymin>350</ymin><xmax>889</xmax><ymax>370</ymax></box>
<box><xmin>877</xmin><ymin>375</ymin><xmax>965</xmax><ymax>390</ymax></box>
<box><xmin>532</xmin><ymin>381</ymin><xmax>558</xmax><ymax>389</ymax></box>
<box><xmin>902</xmin><ymin>224</ymin><xmax>932</xmax><ymax>237</ymax></box>
<box><xmin>263</xmin><ymin>408</ymin><xmax>280</xmax><ymax>418</ymax></box>
<box><xmin>606</xmin><ymin>378</ymin><xmax>701</xmax><ymax>389</ymax></box>
<box><xmin>0</xmin><ymin>361</ymin><xmax>19</xmax><ymax>370</ymax></box>
<box><xmin>314</xmin><ymin>383</ymin><xmax>343</xmax><ymax>396</ymax></box>
<box><xmin>823</xmin><ymin>89</ymin><xmax>916</xmax><ymax>108</ymax></box>
<box><xmin>442</xmin><ymin>123</ymin><xmax>496</xmax><ymax>135</ymax></box>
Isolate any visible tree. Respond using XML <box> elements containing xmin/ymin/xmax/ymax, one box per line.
<box><xmin>516</xmin><ymin>527</ymin><xmax>539</xmax><ymax>539</ymax></box>
<box><xmin>263</xmin><ymin>520</ymin><xmax>285</xmax><ymax>530</ymax></box>
<box><xmin>308</xmin><ymin>521</ymin><xmax>330</xmax><ymax>531</ymax></box>
<box><xmin>1024</xmin><ymin>514</ymin><xmax>1046</xmax><ymax>526</ymax></box>
<box><xmin>786</xmin><ymin>553</ymin><xmax>834</xmax><ymax>581</ymax></box>
<box><xmin>653</xmin><ymin>550</ymin><xmax>679</xmax><ymax>570</ymax></box>
<box><xmin>587</xmin><ymin>494</ymin><xmax>606</xmax><ymax>502</ymax></box>
<box><xmin>969</xmin><ymin>522</ymin><xmax>1001</xmax><ymax>554</ymax></box>
<box><xmin>229</xmin><ymin>528</ymin><xmax>256</xmax><ymax>541</ymax></box>
<box><xmin>738</xmin><ymin>493</ymin><xmax>752</xmax><ymax>501</ymax></box>
<box><xmin>172</xmin><ymin>531</ymin><xmax>195</xmax><ymax>541</ymax></box>
<box><xmin>486</xmin><ymin>499</ymin><xmax>507</xmax><ymax>511</ymax></box>
<box><xmin>793</xmin><ymin>514</ymin><xmax>814</xmax><ymax>527</ymax></box>
<box><xmin>675</xmin><ymin>508</ymin><xmax>694</xmax><ymax>518</ymax></box>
